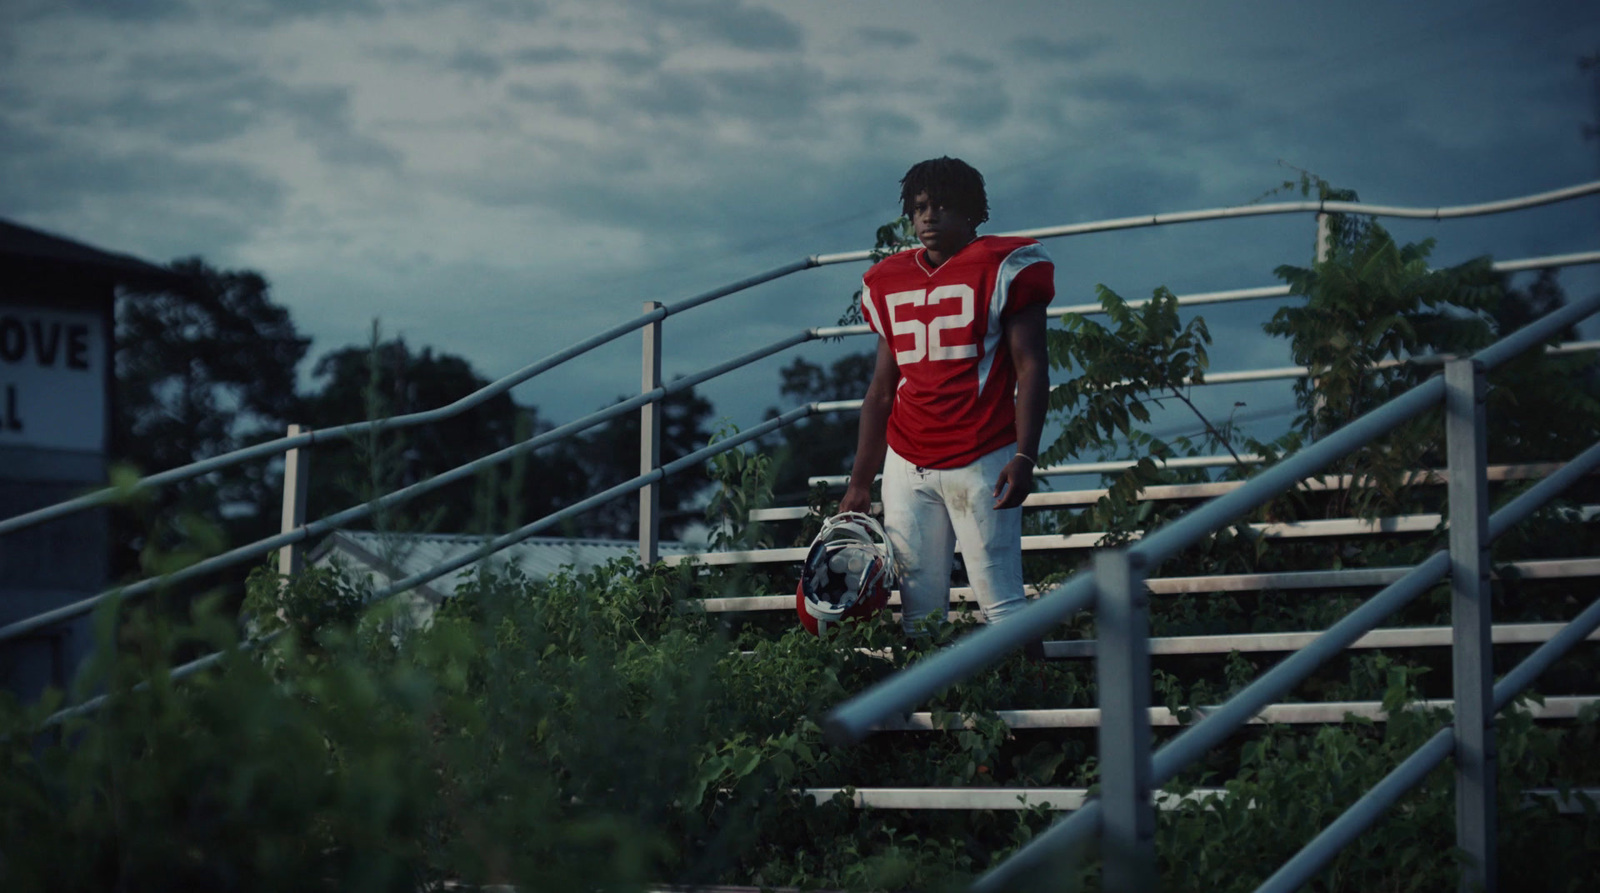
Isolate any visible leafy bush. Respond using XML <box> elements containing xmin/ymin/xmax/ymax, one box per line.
<box><xmin>3</xmin><ymin>557</ymin><xmax>1595</xmax><ymax>892</ymax></box>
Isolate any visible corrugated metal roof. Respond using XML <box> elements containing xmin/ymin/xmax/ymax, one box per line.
<box><xmin>311</xmin><ymin>530</ymin><xmax>693</xmax><ymax>601</ymax></box>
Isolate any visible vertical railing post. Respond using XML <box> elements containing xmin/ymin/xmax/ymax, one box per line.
<box><xmin>1445</xmin><ymin>358</ymin><xmax>1495</xmax><ymax>892</ymax></box>
<box><xmin>1310</xmin><ymin>213</ymin><xmax>1333</xmax><ymax>432</ymax></box>
<box><xmin>278</xmin><ymin>424</ymin><xmax>310</xmax><ymax>577</ymax></box>
<box><xmin>1096</xmin><ymin>548</ymin><xmax>1156</xmax><ymax>892</ymax></box>
<box><xmin>639</xmin><ymin>301</ymin><xmax>663</xmax><ymax>566</ymax></box>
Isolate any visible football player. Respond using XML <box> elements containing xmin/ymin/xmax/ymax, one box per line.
<box><xmin>838</xmin><ymin>156</ymin><xmax>1053</xmax><ymax>635</ymax></box>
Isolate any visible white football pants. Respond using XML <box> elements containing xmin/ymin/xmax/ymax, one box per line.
<box><xmin>882</xmin><ymin>443</ymin><xmax>1028</xmax><ymax>634</ymax></box>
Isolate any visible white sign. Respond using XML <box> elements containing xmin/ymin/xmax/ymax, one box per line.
<box><xmin>0</xmin><ymin>306</ymin><xmax>105</xmax><ymax>453</ymax></box>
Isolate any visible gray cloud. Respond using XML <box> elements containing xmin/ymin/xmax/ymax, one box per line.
<box><xmin>380</xmin><ymin>39</ymin><xmax>634</xmax><ymax>83</ymax></box>
<box><xmin>606</xmin><ymin>60</ymin><xmax>827</xmax><ymax>127</ymax></box>
<box><xmin>939</xmin><ymin>83</ymin><xmax>1013</xmax><ymax>130</ymax></box>
<box><xmin>948</xmin><ymin>52</ymin><xmax>996</xmax><ymax>75</ymax></box>
<box><xmin>224</xmin><ymin>0</ymin><xmax>383</xmax><ymax>23</ymax></box>
<box><xmin>4</xmin><ymin>0</ymin><xmax>385</xmax><ymax>24</ymax></box>
<box><xmin>22</xmin><ymin>52</ymin><xmax>405</xmax><ymax>170</ymax></box>
<box><xmin>857</xmin><ymin>26</ymin><xmax>916</xmax><ymax>49</ymax></box>
<box><xmin>285</xmin><ymin>86</ymin><xmax>405</xmax><ymax>168</ymax></box>
<box><xmin>1070</xmin><ymin>73</ymin><xmax>1239</xmax><ymax>116</ymax></box>
<box><xmin>447</xmin><ymin>47</ymin><xmax>505</xmax><ymax>81</ymax></box>
<box><xmin>2</xmin><ymin>0</ymin><xmax>1595</xmax><ymax>432</ymax></box>
<box><xmin>617</xmin><ymin>70</ymin><xmax>716</xmax><ymax>121</ymax></box>
<box><xmin>854</xmin><ymin>108</ymin><xmax>923</xmax><ymax>144</ymax></box>
<box><xmin>642</xmin><ymin>0</ymin><xmax>803</xmax><ymax>52</ymax></box>
<box><xmin>1011</xmin><ymin>34</ymin><xmax>1111</xmax><ymax>65</ymax></box>
<box><xmin>509</xmin><ymin>45</ymin><xmax>584</xmax><ymax>66</ymax></box>
<box><xmin>506</xmin><ymin>80</ymin><xmax>591</xmax><ymax>117</ymax></box>
<box><xmin>1</xmin><ymin>0</ymin><xmax>194</xmax><ymax>23</ymax></box>
<box><xmin>1018</xmin><ymin>70</ymin><xmax>1246</xmax><ymax>152</ymax></box>
<box><xmin>124</xmin><ymin>50</ymin><xmax>253</xmax><ymax>82</ymax></box>
<box><xmin>446</xmin><ymin>134</ymin><xmax>899</xmax><ymax>260</ymax></box>
<box><xmin>0</xmin><ymin>117</ymin><xmax>285</xmax><ymax>226</ymax></box>
<box><xmin>55</xmin><ymin>87</ymin><xmax>257</xmax><ymax>145</ymax></box>
<box><xmin>605</xmin><ymin>48</ymin><xmax>669</xmax><ymax>77</ymax></box>
<box><xmin>448</xmin><ymin>0</ymin><xmax>549</xmax><ymax>23</ymax></box>
<box><xmin>1014</xmin><ymin>159</ymin><xmax>1207</xmax><ymax>228</ymax></box>
<box><xmin>704</xmin><ymin>63</ymin><xmax>826</xmax><ymax>122</ymax></box>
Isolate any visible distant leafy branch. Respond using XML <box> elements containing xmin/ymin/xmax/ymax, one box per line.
<box><xmin>836</xmin><ymin>216</ymin><xmax>916</xmax><ymax>329</ymax></box>
<box><xmin>1045</xmin><ymin>285</ymin><xmax>1233</xmax><ymax>464</ymax></box>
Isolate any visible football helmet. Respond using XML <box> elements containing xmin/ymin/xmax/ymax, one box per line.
<box><xmin>796</xmin><ymin>511</ymin><xmax>895</xmax><ymax>635</ymax></box>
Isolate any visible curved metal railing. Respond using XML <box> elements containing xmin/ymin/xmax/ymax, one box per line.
<box><xmin>8</xmin><ymin>180</ymin><xmax>1600</xmax><ymax>750</ymax></box>
<box><xmin>823</xmin><ymin>291</ymin><xmax>1600</xmax><ymax>892</ymax></box>
<box><xmin>4</xmin><ymin>182</ymin><xmax>1596</xmax><ymax>540</ymax></box>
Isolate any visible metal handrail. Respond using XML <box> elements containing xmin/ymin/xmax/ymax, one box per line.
<box><xmin>0</xmin><ymin>257</ymin><xmax>818</xmax><ymax>538</ymax></box>
<box><xmin>16</xmin><ymin>243</ymin><xmax>1585</xmax><ymax>643</ymax></box>
<box><xmin>806</xmin><ymin>181</ymin><xmax>1600</xmax><ymax>268</ymax></box>
<box><xmin>0</xmin><ymin>326</ymin><xmax>841</xmax><ymax>644</ymax></box>
<box><xmin>972</xmin><ymin>453</ymin><xmax>1600</xmax><ymax>888</ymax></box>
<box><xmin>11</xmin><ymin>183</ymin><xmax>1600</xmax><ymax>738</ymax></box>
<box><xmin>955</xmin><ymin>294</ymin><xmax>1600</xmax><ymax>890</ymax></box>
<box><xmin>803</xmin><ymin>333</ymin><xmax>1600</xmax><ymax>487</ymax></box>
<box><xmin>689</xmin><ymin>559</ymin><xmax>1600</xmax><ymax>616</ymax></box>
<box><xmin>6</xmin><ymin>182</ymin><xmax>1597</xmax><ymax>887</ymax></box>
<box><xmin>4</xmin><ymin>185</ymin><xmax>1595</xmax><ymax>538</ymax></box>
<box><xmin>76</xmin><ymin>234</ymin><xmax>1586</xmax><ymax>682</ymax></box>
<box><xmin>825</xmin><ymin>292</ymin><xmax>1597</xmax><ymax>743</ymax></box>
<box><xmin>821</xmin><ymin>378</ymin><xmax>1452</xmax><ymax>744</ymax></box>
<box><xmin>751</xmin><ymin>462</ymin><xmax>1563</xmax><ymax>520</ymax></box>
<box><xmin>5</xmin><ymin>195</ymin><xmax>1597</xmax><ymax>661</ymax></box>
<box><xmin>812</xmin><ymin>248</ymin><xmax>1600</xmax><ymax>338</ymax></box>
<box><xmin>1254</xmin><ymin>593</ymin><xmax>1600</xmax><ymax>893</ymax></box>
<box><xmin>30</xmin><ymin>400</ymin><xmax>826</xmax><ymax>728</ymax></box>
<box><xmin>818</xmin><ymin>291</ymin><xmax>1599</xmax><ymax>888</ymax></box>
<box><xmin>364</xmin><ymin>403</ymin><xmax>816</xmax><ymax>601</ymax></box>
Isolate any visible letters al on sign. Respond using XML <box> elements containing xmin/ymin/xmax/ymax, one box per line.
<box><xmin>0</xmin><ymin>307</ymin><xmax>105</xmax><ymax>453</ymax></box>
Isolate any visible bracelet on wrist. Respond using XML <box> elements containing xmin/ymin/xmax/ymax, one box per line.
<box><xmin>1013</xmin><ymin>452</ymin><xmax>1036</xmax><ymax>465</ymax></box>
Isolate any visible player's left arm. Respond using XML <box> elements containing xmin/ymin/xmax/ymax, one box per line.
<box><xmin>993</xmin><ymin>302</ymin><xmax>1049</xmax><ymax>510</ymax></box>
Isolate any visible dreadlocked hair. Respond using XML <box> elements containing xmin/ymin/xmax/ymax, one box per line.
<box><xmin>899</xmin><ymin>156</ymin><xmax>990</xmax><ymax>227</ymax></box>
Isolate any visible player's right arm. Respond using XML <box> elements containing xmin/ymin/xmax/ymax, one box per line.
<box><xmin>838</xmin><ymin>336</ymin><xmax>899</xmax><ymax>515</ymax></box>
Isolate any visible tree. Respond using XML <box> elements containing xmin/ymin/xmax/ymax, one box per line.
<box><xmin>296</xmin><ymin>333</ymin><xmax>591</xmax><ymax>537</ymax></box>
<box><xmin>1041</xmin><ymin>285</ymin><xmax>1223</xmax><ymax>540</ymax></box>
<box><xmin>296</xmin><ymin>333</ymin><xmax>714</xmax><ymax>542</ymax></box>
<box><xmin>1041</xmin><ymin>198</ymin><xmax>1599</xmax><ymax>533</ymax></box>
<box><xmin>113</xmin><ymin>258</ymin><xmax>311</xmax><ymax>574</ymax></box>
<box><xmin>760</xmin><ymin>351</ymin><xmax>875</xmax><ymax>505</ymax></box>
<box><xmin>569</xmin><ymin>386</ymin><xmax>716</xmax><ymax>539</ymax></box>
<box><xmin>1481</xmin><ymin>269</ymin><xmax>1600</xmax><ymax>463</ymax></box>
<box><xmin>1267</xmin><ymin>224</ymin><xmax>1500</xmax><ymax>442</ymax></box>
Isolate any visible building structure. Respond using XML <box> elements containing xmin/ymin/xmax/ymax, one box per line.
<box><xmin>0</xmin><ymin>218</ymin><xmax>179</xmax><ymax>699</ymax></box>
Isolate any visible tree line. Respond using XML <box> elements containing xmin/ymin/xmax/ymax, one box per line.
<box><xmin>109</xmin><ymin>258</ymin><xmax>715</xmax><ymax>583</ymax></box>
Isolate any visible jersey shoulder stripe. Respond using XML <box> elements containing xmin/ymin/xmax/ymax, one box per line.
<box><xmin>860</xmin><ymin>282</ymin><xmax>886</xmax><ymax>335</ymax></box>
<box><xmin>975</xmin><ymin>242</ymin><xmax>1052</xmax><ymax>389</ymax></box>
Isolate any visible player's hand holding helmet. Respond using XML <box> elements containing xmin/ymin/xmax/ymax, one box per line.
<box><xmin>797</xmin><ymin>512</ymin><xmax>895</xmax><ymax>635</ymax></box>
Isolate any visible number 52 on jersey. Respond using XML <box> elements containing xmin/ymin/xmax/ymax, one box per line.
<box><xmin>884</xmin><ymin>284</ymin><xmax>978</xmax><ymax>365</ymax></box>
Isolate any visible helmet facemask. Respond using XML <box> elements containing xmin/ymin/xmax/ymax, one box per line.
<box><xmin>798</xmin><ymin>512</ymin><xmax>896</xmax><ymax>632</ymax></box>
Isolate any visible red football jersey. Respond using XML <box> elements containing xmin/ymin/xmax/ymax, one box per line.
<box><xmin>860</xmin><ymin>235</ymin><xmax>1054</xmax><ymax>469</ymax></box>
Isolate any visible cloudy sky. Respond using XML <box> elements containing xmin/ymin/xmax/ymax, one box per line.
<box><xmin>4</xmin><ymin>0</ymin><xmax>1599</xmax><ymax>446</ymax></box>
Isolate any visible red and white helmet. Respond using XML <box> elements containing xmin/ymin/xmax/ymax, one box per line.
<box><xmin>796</xmin><ymin>512</ymin><xmax>895</xmax><ymax>636</ymax></box>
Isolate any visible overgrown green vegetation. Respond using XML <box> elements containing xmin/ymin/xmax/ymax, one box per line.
<box><xmin>3</xmin><ymin>550</ymin><xmax>1595</xmax><ymax>891</ymax></box>
<box><xmin>4</xmin><ymin>201</ymin><xmax>1598</xmax><ymax>891</ymax></box>
<box><xmin>112</xmin><ymin>260</ymin><xmax>717</xmax><ymax>593</ymax></box>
